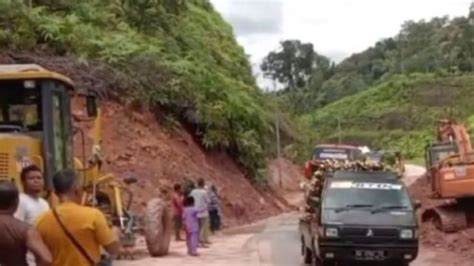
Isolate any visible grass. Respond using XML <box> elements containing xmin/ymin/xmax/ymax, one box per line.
<box><xmin>300</xmin><ymin>73</ymin><xmax>474</xmax><ymax>159</ymax></box>
<box><xmin>0</xmin><ymin>0</ymin><xmax>290</xmax><ymax>179</ymax></box>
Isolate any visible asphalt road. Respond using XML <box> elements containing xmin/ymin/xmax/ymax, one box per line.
<box><xmin>116</xmin><ymin>165</ymin><xmax>471</xmax><ymax>266</ymax></box>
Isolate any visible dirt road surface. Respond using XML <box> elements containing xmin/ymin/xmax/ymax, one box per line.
<box><xmin>116</xmin><ymin>165</ymin><xmax>472</xmax><ymax>266</ymax></box>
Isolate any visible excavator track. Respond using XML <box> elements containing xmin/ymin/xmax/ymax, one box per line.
<box><xmin>422</xmin><ymin>204</ymin><xmax>468</xmax><ymax>233</ymax></box>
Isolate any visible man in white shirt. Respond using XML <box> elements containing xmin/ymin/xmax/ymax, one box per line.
<box><xmin>14</xmin><ymin>165</ymin><xmax>50</xmax><ymax>265</ymax></box>
<box><xmin>190</xmin><ymin>178</ymin><xmax>211</xmax><ymax>246</ymax></box>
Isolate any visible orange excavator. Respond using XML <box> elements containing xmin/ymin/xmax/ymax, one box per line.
<box><xmin>422</xmin><ymin>119</ymin><xmax>474</xmax><ymax>232</ymax></box>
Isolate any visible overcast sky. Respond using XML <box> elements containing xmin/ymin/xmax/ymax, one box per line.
<box><xmin>211</xmin><ymin>0</ymin><xmax>472</xmax><ymax>71</ymax></box>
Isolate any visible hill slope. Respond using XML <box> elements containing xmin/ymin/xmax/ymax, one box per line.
<box><xmin>302</xmin><ymin>73</ymin><xmax>474</xmax><ymax>158</ymax></box>
<box><xmin>270</xmin><ymin>10</ymin><xmax>474</xmax><ymax>116</ymax></box>
<box><xmin>0</xmin><ymin>1</ymin><xmax>300</xmax><ymax>225</ymax></box>
<box><xmin>0</xmin><ymin>49</ymin><xmax>293</xmax><ymax>227</ymax></box>
<box><xmin>0</xmin><ymin>0</ymin><xmax>285</xmax><ymax>178</ymax></box>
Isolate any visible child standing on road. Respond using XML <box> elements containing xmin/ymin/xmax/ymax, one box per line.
<box><xmin>183</xmin><ymin>196</ymin><xmax>201</xmax><ymax>256</ymax></box>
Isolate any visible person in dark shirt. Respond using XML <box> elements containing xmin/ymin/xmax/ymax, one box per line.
<box><xmin>172</xmin><ymin>184</ymin><xmax>184</xmax><ymax>241</ymax></box>
<box><xmin>0</xmin><ymin>181</ymin><xmax>52</xmax><ymax>266</ymax></box>
<box><xmin>208</xmin><ymin>185</ymin><xmax>221</xmax><ymax>233</ymax></box>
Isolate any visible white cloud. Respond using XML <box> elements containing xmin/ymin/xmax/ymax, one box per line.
<box><xmin>210</xmin><ymin>0</ymin><xmax>472</xmax><ymax>87</ymax></box>
<box><xmin>213</xmin><ymin>0</ymin><xmax>284</xmax><ymax>35</ymax></box>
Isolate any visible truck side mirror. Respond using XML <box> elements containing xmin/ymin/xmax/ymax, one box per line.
<box><xmin>86</xmin><ymin>95</ymin><xmax>98</xmax><ymax>118</ymax></box>
<box><xmin>414</xmin><ymin>200</ymin><xmax>422</xmax><ymax>210</ymax></box>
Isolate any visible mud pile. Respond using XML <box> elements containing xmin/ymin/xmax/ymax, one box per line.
<box><xmin>409</xmin><ymin>177</ymin><xmax>474</xmax><ymax>261</ymax></box>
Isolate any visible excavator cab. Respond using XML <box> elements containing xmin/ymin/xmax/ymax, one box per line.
<box><xmin>425</xmin><ymin>142</ymin><xmax>458</xmax><ymax>170</ymax></box>
<box><xmin>0</xmin><ymin>64</ymin><xmax>96</xmax><ymax>191</ymax></box>
<box><xmin>0</xmin><ymin>64</ymin><xmax>172</xmax><ymax>256</ymax></box>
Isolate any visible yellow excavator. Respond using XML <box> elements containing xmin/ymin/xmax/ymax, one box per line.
<box><xmin>0</xmin><ymin>64</ymin><xmax>171</xmax><ymax>256</ymax></box>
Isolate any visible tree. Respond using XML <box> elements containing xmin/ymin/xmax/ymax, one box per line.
<box><xmin>469</xmin><ymin>1</ymin><xmax>474</xmax><ymax>25</ymax></box>
<box><xmin>261</xmin><ymin>40</ymin><xmax>330</xmax><ymax>91</ymax></box>
<box><xmin>114</xmin><ymin>0</ymin><xmax>187</xmax><ymax>32</ymax></box>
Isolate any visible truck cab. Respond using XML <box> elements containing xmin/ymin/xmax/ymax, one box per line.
<box><xmin>312</xmin><ymin>144</ymin><xmax>362</xmax><ymax>161</ymax></box>
<box><xmin>304</xmin><ymin>144</ymin><xmax>363</xmax><ymax>179</ymax></box>
<box><xmin>300</xmin><ymin>171</ymin><xmax>420</xmax><ymax>266</ymax></box>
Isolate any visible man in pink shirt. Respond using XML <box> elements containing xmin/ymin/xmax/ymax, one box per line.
<box><xmin>172</xmin><ymin>184</ymin><xmax>184</xmax><ymax>241</ymax></box>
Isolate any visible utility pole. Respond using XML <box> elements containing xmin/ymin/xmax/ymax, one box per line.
<box><xmin>275</xmin><ymin>116</ymin><xmax>282</xmax><ymax>188</ymax></box>
<box><xmin>273</xmin><ymin>80</ymin><xmax>282</xmax><ymax>189</ymax></box>
<box><xmin>337</xmin><ymin>117</ymin><xmax>342</xmax><ymax>144</ymax></box>
<box><xmin>470</xmin><ymin>1</ymin><xmax>474</xmax><ymax>71</ymax></box>
<box><xmin>401</xmin><ymin>37</ymin><xmax>406</xmax><ymax>75</ymax></box>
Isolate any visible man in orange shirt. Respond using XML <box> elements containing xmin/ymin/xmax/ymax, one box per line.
<box><xmin>36</xmin><ymin>169</ymin><xmax>119</xmax><ymax>266</ymax></box>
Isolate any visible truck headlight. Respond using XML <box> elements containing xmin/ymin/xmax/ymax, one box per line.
<box><xmin>400</xmin><ymin>229</ymin><xmax>413</xmax><ymax>239</ymax></box>
<box><xmin>325</xmin><ymin>227</ymin><xmax>339</xmax><ymax>238</ymax></box>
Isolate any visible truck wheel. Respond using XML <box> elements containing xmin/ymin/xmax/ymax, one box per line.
<box><xmin>394</xmin><ymin>262</ymin><xmax>409</xmax><ymax>266</ymax></box>
<box><xmin>315</xmin><ymin>259</ymin><xmax>335</xmax><ymax>266</ymax></box>
<box><xmin>144</xmin><ymin>198</ymin><xmax>172</xmax><ymax>257</ymax></box>
<box><xmin>322</xmin><ymin>261</ymin><xmax>336</xmax><ymax>266</ymax></box>
<box><xmin>387</xmin><ymin>262</ymin><xmax>409</xmax><ymax>266</ymax></box>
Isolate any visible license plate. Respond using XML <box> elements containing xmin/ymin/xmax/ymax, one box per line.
<box><xmin>355</xmin><ymin>250</ymin><xmax>385</xmax><ymax>260</ymax></box>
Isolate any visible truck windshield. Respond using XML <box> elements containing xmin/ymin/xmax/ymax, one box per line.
<box><xmin>324</xmin><ymin>180</ymin><xmax>413</xmax><ymax>210</ymax></box>
<box><xmin>0</xmin><ymin>80</ymin><xmax>42</xmax><ymax>131</ymax></box>
<box><xmin>313</xmin><ymin>147</ymin><xmax>360</xmax><ymax>161</ymax></box>
<box><xmin>366</xmin><ymin>152</ymin><xmax>383</xmax><ymax>163</ymax></box>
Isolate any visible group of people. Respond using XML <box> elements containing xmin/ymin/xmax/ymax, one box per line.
<box><xmin>0</xmin><ymin>165</ymin><xmax>224</xmax><ymax>265</ymax></box>
<box><xmin>172</xmin><ymin>178</ymin><xmax>222</xmax><ymax>256</ymax></box>
<box><xmin>0</xmin><ymin>165</ymin><xmax>120</xmax><ymax>266</ymax></box>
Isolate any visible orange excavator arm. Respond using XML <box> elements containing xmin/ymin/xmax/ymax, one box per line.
<box><xmin>437</xmin><ymin>120</ymin><xmax>472</xmax><ymax>156</ymax></box>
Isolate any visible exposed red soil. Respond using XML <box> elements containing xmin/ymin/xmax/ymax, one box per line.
<box><xmin>409</xmin><ymin>177</ymin><xmax>474</xmax><ymax>261</ymax></box>
<box><xmin>267</xmin><ymin>158</ymin><xmax>304</xmax><ymax>192</ymax></box>
<box><xmin>0</xmin><ymin>51</ymin><xmax>297</xmax><ymax>227</ymax></box>
<box><xmin>75</xmin><ymin>100</ymin><xmax>290</xmax><ymax>228</ymax></box>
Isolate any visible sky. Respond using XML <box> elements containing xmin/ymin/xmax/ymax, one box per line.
<box><xmin>211</xmin><ymin>0</ymin><xmax>473</xmax><ymax>76</ymax></box>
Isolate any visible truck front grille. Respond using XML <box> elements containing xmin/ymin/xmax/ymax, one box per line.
<box><xmin>341</xmin><ymin>227</ymin><xmax>367</xmax><ymax>237</ymax></box>
<box><xmin>0</xmin><ymin>153</ymin><xmax>9</xmax><ymax>179</ymax></box>
<box><xmin>341</xmin><ymin>227</ymin><xmax>399</xmax><ymax>238</ymax></box>
<box><xmin>373</xmin><ymin>228</ymin><xmax>399</xmax><ymax>237</ymax></box>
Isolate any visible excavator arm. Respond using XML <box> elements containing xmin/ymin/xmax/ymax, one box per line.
<box><xmin>437</xmin><ymin>120</ymin><xmax>472</xmax><ymax>157</ymax></box>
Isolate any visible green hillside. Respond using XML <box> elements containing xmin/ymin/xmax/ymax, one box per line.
<box><xmin>260</xmin><ymin>5</ymin><xmax>474</xmax><ymax>162</ymax></box>
<box><xmin>263</xmin><ymin>9</ymin><xmax>474</xmax><ymax>116</ymax></box>
<box><xmin>0</xmin><ymin>0</ymin><xmax>287</xmax><ymax>179</ymax></box>
<box><xmin>301</xmin><ymin>74</ymin><xmax>474</xmax><ymax>158</ymax></box>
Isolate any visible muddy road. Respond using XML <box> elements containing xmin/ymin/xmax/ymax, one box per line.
<box><xmin>116</xmin><ymin>165</ymin><xmax>472</xmax><ymax>266</ymax></box>
<box><xmin>117</xmin><ymin>213</ymin><xmax>469</xmax><ymax>266</ymax></box>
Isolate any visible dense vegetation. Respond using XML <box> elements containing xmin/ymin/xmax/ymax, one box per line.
<box><xmin>264</xmin><ymin>7</ymin><xmax>474</xmax><ymax>115</ymax></box>
<box><xmin>301</xmin><ymin>74</ymin><xmax>474</xmax><ymax>158</ymax></box>
<box><xmin>0</xmin><ymin>0</ymin><xmax>290</xmax><ymax>180</ymax></box>
<box><xmin>262</xmin><ymin>4</ymin><xmax>474</xmax><ymax>161</ymax></box>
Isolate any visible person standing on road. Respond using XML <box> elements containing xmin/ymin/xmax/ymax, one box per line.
<box><xmin>208</xmin><ymin>185</ymin><xmax>221</xmax><ymax>233</ymax></box>
<box><xmin>36</xmin><ymin>169</ymin><xmax>120</xmax><ymax>266</ymax></box>
<box><xmin>0</xmin><ymin>181</ymin><xmax>52</xmax><ymax>266</ymax></box>
<box><xmin>182</xmin><ymin>196</ymin><xmax>202</xmax><ymax>256</ymax></box>
<box><xmin>190</xmin><ymin>178</ymin><xmax>211</xmax><ymax>246</ymax></box>
<box><xmin>15</xmin><ymin>165</ymin><xmax>50</xmax><ymax>225</ymax></box>
<box><xmin>14</xmin><ymin>165</ymin><xmax>50</xmax><ymax>266</ymax></box>
<box><xmin>172</xmin><ymin>183</ymin><xmax>184</xmax><ymax>241</ymax></box>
